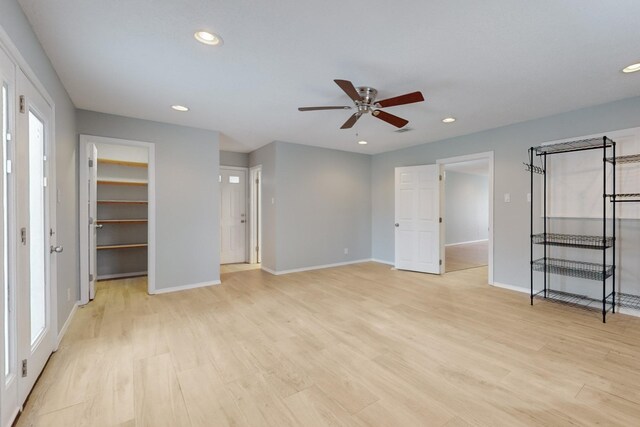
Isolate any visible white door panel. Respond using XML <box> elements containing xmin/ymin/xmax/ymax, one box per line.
<box><xmin>394</xmin><ymin>164</ymin><xmax>443</xmax><ymax>274</ymax></box>
<box><xmin>88</xmin><ymin>144</ymin><xmax>97</xmax><ymax>299</ymax></box>
<box><xmin>220</xmin><ymin>168</ymin><xmax>246</xmax><ymax>264</ymax></box>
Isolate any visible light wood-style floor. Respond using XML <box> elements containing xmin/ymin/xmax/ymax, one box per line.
<box><xmin>445</xmin><ymin>240</ymin><xmax>488</xmax><ymax>273</ymax></box>
<box><xmin>16</xmin><ymin>263</ymin><xmax>640</xmax><ymax>426</ymax></box>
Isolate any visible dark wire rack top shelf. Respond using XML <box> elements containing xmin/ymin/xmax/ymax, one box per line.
<box><xmin>532</xmin><ymin>258</ymin><xmax>614</xmax><ymax>281</ymax></box>
<box><xmin>532</xmin><ymin>137</ymin><xmax>614</xmax><ymax>155</ymax></box>
<box><xmin>606</xmin><ymin>154</ymin><xmax>640</xmax><ymax>164</ymax></box>
<box><xmin>532</xmin><ymin>233</ymin><xmax>614</xmax><ymax>249</ymax></box>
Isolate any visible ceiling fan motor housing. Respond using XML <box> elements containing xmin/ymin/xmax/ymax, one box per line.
<box><xmin>356</xmin><ymin>87</ymin><xmax>378</xmax><ymax>114</ymax></box>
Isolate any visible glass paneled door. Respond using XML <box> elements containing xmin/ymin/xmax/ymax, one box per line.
<box><xmin>15</xmin><ymin>69</ymin><xmax>55</xmax><ymax>404</ymax></box>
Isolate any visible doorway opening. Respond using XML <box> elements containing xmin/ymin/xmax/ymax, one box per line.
<box><xmin>437</xmin><ymin>152</ymin><xmax>494</xmax><ymax>282</ymax></box>
<box><xmin>79</xmin><ymin>135</ymin><xmax>156</xmax><ymax>303</ymax></box>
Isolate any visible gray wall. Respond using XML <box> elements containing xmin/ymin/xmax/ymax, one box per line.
<box><xmin>76</xmin><ymin>110</ymin><xmax>220</xmax><ymax>290</ymax></box>
<box><xmin>250</xmin><ymin>141</ymin><xmax>371</xmax><ymax>272</ymax></box>
<box><xmin>1</xmin><ymin>0</ymin><xmax>78</xmax><ymax>332</ymax></box>
<box><xmin>220</xmin><ymin>150</ymin><xmax>249</xmax><ymax>168</ymax></box>
<box><xmin>249</xmin><ymin>142</ymin><xmax>277</xmax><ymax>271</ymax></box>
<box><xmin>372</xmin><ymin>95</ymin><xmax>640</xmax><ymax>296</ymax></box>
<box><xmin>445</xmin><ymin>171</ymin><xmax>489</xmax><ymax>245</ymax></box>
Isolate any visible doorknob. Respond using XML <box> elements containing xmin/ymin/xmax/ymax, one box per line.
<box><xmin>95</xmin><ymin>224</ymin><xmax>103</xmax><ymax>229</ymax></box>
<box><xmin>395</xmin><ymin>223</ymin><xmax>399</xmax><ymax>227</ymax></box>
<box><xmin>241</xmin><ymin>220</ymin><xmax>246</xmax><ymax>223</ymax></box>
<box><xmin>50</xmin><ymin>245</ymin><xmax>63</xmax><ymax>254</ymax></box>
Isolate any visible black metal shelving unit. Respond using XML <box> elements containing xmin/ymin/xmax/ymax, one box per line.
<box><xmin>528</xmin><ymin>136</ymin><xmax>616</xmax><ymax>323</ymax></box>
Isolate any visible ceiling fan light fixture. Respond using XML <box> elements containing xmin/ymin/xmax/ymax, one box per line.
<box><xmin>194</xmin><ymin>30</ymin><xmax>223</xmax><ymax>46</ymax></box>
<box><xmin>622</xmin><ymin>62</ymin><xmax>640</xmax><ymax>73</ymax></box>
<box><xmin>171</xmin><ymin>105</ymin><xmax>189</xmax><ymax>112</ymax></box>
<box><xmin>442</xmin><ymin>117</ymin><xmax>456</xmax><ymax>123</ymax></box>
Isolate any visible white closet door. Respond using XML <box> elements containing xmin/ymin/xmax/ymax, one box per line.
<box><xmin>88</xmin><ymin>143</ymin><xmax>97</xmax><ymax>299</ymax></box>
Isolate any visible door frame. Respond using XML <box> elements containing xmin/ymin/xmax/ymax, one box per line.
<box><xmin>249</xmin><ymin>165</ymin><xmax>262</xmax><ymax>264</ymax></box>
<box><xmin>437</xmin><ymin>151</ymin><xmax>494</xmax><ymax>284</ymax></box>
<box><xmin>219</xmin><ymin>166</ymin><xmax>249</xmax><ymax>263</ymax></box>
<box><xmin>79</xmin><ymin>135</ymin><xmax>156</xmax><ymax>303</ymax></box>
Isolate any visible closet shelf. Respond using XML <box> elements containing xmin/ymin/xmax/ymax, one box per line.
<box><xmin>97</xmin><ymin>180</ymin><xmax>147</xmax><ymax>186</ymax></box>
<box><xmin>97</xmin><ymin>243</ymin><xmax>148</xmax><ymax>250</ymax></box>
<box><xmin>605</xmin><ymin>154</ymin><xmax>640</xmax><ymax>164</ymax></box>
<box><xmin>532</xmin><ymin>233</ymin><xmax>614</xmax><ymax>250</ymax></box>
<box><xmin>532</xmin><ymin>258</ymin><xmax>614</xmax><ymax>281</ymax></box>
<box><xmin>97</xmin><ymin>158</ymin><xmax>148</xmax><ymax>168</ymax></box>
<box><xmin>97</xmin><ymin>200</ymin><xmax>148</xmax><ymax>205</ymax></box>
<box><xmin>97</xmin><ymin>219</ymin><xmax>148</xmax><ymax>224</ymax></box>
<box><xmin>532</xmin><ymin>137</ymin><xmax>614</xmax><ymax>155</ymax></box>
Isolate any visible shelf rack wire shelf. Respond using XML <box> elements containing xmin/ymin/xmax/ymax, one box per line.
<box><xmin>617</xmin><ymin>293</ymin><xmax>640</xmax><ymax>311</ymax></box>
<box><xmin>605</xmin><ymin>154</ymin><xmax>640</xmax><ymax>164</ymax></box>
<box><xmin>532</xmin><ymin>233</ymin><xmax>613</xmax><ymax>250</ymax></box>
<box><xmin>532</xmin><ymin>289</ymin><xmax>614</xmax><ymax>312</ymax></box>
<box><xmin>529</xmin><ymin>135</ymin><xmax>616</xmax><ymax>322</ymax></box>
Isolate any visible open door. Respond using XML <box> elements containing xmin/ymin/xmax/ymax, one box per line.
<box><xmin>394</xmin><ymin>164</ymin><xmax>444</xmax><ymax>274</ymax></box>
<box><xmin>88</xmin><ymin>143</ymin><xmax>97</xmax><ymax>299</ymax></box>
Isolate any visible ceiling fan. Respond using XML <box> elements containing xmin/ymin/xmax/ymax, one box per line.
<box><xmin>298</xmin><ymin>79</ymin><xmax>425</xmax><ymax>129</ymax></box>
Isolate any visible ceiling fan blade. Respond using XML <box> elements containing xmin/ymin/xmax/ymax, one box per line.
<box><xmin>372</xmin><ymin>110</ymin><xmax>409</xmax><ymax>128</ymax></box>
<box><xmin>334</xmin><ymin>79</ymin><xmax>362</xmax><ymax>102</ymax></box>
<box><xmin>340</xmin><ymin>113</ymin><xmax>361</xmax><ymax>129</ymax></box>
<box><xmin>376</xmin><ymin>91</ymin><xmax>424</xmax><ymax>108</ymax></box>
<box><xmin>298</xmin><ymin>106</ymin><xmax>352</xmax><ymax>111</ymax></box>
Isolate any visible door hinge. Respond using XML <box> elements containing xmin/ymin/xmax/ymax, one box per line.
<box><xmin>21</xmin><ymin>359</ymin><xmax>27</xmax><ymax>377</ymax></box>
<box><xmin>20</xmin><ymin>227</ymin><xmax>27</xmax><ymax>245</ymax></box>
<box><xmin>439</xmin><ymin>217</ymin><xmax>442</xmax><ymax>223</ymax></box>
<box><xmin>89</xmin><ymin>273</ymin><xmax>94</xmax><ymax>282</ymax></box>
<box><xmin>439</xmin><ymin>259</ymin><xmax>442</xmax><ymax>266</ymax></box>
<box><xmin>19</xmin><ymin>96</ymin><xmax>25</xmax><ymax>113</ymax></box>
<box><xmin>439</xmin><ymin>174</ymin><xmax>442</xmax><ymax>181</ymax></box>
<box><xmin>5</xmin><ymin>159</ymin><xmax>11</xmax><ymax>174</ymax></box>
<box><xmin>89</xmin><ymin>159</ymin><xmax>94</xmax><ymax>167</ymax></box>
<box><xmin>255</xmin><ymin>178</ymin><xmax>259</xmax><ymax>184</ymax></box>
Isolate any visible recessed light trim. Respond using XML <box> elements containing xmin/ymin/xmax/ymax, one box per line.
<box><xmin>442</xmin><ymin>117</ymin><xmax>456</xmax><ymax>123</ymax></box>
<box><xmin>194</xmin><ymin>30</ymin><xmax>223</xmax><ymax>46</ymax></box>
<box><xmin>358</xmin><ymin>140</ymin><xmax>368</xmax><ymax>145</ymax></box>
<box><xmin>171</xmin><ymin>105</ymin><xmax>189</xmax><ymax>112</ymax></box>
<box><xmin>622</xmin><ymin>62</ymin><xmax>640</xmax><ymax>73</ymax></box>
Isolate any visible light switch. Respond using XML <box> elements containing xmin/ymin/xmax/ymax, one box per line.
<box><xmin>504</xmin><ymin>193</ymin><xmax>511</xmax><ymax>203</ymax></box>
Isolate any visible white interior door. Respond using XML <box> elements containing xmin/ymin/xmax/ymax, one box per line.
<box><xmin>88</xmin><ymin>144</ymin><xmax>97</xmax><ymax>299</ymax></box>
<box><xmin>220</xmin><ymin>168</ymin><xmax>247</xmax><ymax>264</ymax></box>
<box><xmin>0</xmin><ymin>45</ymin><xmax>19</xmax><ymax>427</ymax></box>
<box><xmin>16</xmin><ymin>69</ymin><xmax>55</xmax><ymax>403</ymax></box>
<box><xmin>394</xmin><ymin>164</ymin><xmax>444</xmax><ymax>274</ymax></box>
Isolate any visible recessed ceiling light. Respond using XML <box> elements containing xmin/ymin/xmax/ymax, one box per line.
<box><xmin>171</xmin><ymin>105</ymin><xmax>189</xmax><ymax>112</ymax></box>
<box><xmin>622</xmin><ymin>62</ymin><xmax>640</xmax><ymax>73</ymax></box>
<box><xmin>194</xmin><ymin>30</ymin><xmax>223</xmax><ymax>46</ymax></box>
<box><xmin>442</xmin><ymin>117</ymin><xmax>456</xmax><ymax>123</ymax></box>
<box><xmin>358</xmin><ymin>140</ymin><xmax>368</xmax><ymax>145</ymax></box>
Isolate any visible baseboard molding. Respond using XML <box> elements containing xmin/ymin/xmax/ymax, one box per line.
<box><xmin>97</xmin><ymin>271</ymin><xmax>147</xmax><ymax>281</ymax></box>
<box><xmin>445</xmin><ymin>239</ymin><xmax>489</xmax><ymax>247</ymax></box>
<box><xmin>56</xmin><ymin>301</ymin><xmax>79</xmax><ymax>349</ymax></box>
<box><xmin>618</xmin><ymin>306</ymin><xmax>640</xmax><ymax>318</ymax></box>
<box><xmin>262</xmin><ymin>259</ymin><xmax>373</xmax><ymax>276</ymax></box>
<box><xmin>152</xmin><ymin>279</ymin><xmax>221</xmax><ymax>295</ymax></box>
<box><xmin>491</xmin><ymin>282</ymin><xmax>529</xmax><ymax>294</ymax></box>
<box><xmin>370</xmin><ymin>258</ymin><xmax>393</xmax><ymax>266</ymax></box>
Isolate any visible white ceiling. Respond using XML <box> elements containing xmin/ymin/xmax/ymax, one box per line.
<box><xmin>445</xmin><ymin>159</ymin><xmax>489</xmax><ymax>176</ymax></box>
<box><xmin>18</xmin><ymin>0</ymin><xmax>640</xmax><ymax>154</ymax></box>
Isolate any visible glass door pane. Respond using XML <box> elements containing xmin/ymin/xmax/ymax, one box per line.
<box><xmin>27</xmin><ymin>111</ymin><xmax>45</xmax><ymax>345</ymax></box>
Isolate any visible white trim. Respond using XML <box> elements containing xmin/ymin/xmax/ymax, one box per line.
<box><xmin>261</xmin><ymin>266</ymin><xmax>277</xmax><ymax>275</ymax></box>
<box><xmin>55</xmin><ymin>301</ymin><xmax>79</xmax><ymax>349</ymax></box>
<box><xmin>491</xmin><ymin>282</ymin><xmax>529</xmax><ymax>294</ymax></box>
<box><xmin>219</xmin><ymin>165</ymin><xmax>249</xmax><ymax>171</ymax></box>
<box><xmin>249</xmin><ymin>165</ymin><xmax>262</xmax><ymax>264</ymax></box>
<box><xmin>78</xmin><ymin>135</ymin><xmax>156</xmax><ymax>302</ymax></box>
<box><xmin>618</xmin><ymin>307</ymin><xmax>640</xmax><ymax>318</ymax></box>
<box><xmin>437</xmin><ymin>151</ymin><xmax>494</xmax><ymax>284</ymax></box>
<box><xmin>445</xmin><ymin>239</ymin><xmax>489</xmax><ymax>247</ymax></box>
<box><xmin>262</xmin><ymin>259</ymin><xmax>372</xmax><ymax>275</ymax></box>
<box><xmin>371</xmin><ymin>258</ymin><xmax>394</xmax><ymax>266</ymax></box>
<box><xmin>3</xmin><ymin>408</ymin><xmax>19</xmax><ymax>427</ymax></box>
<box><xmin>97</xmin><ymin>271</ymin><xmax>147</xmax><ymax>281</ymax></box>
<box><xmin>152</xmin><ymin>280</ymin><xmax>221</xmax><ymax>295</ymax></box>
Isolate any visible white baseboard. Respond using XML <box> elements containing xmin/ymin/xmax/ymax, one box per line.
<box><xmin>371</xmin><ymin>258</ymin><xmax>394</xmax><ymax>266</ymax></box>
<box><xmin>152</xmin><ymin>279</ymin><xmax>221</xmax><ymax>295</ymax></box>
<box><xmin>618</xmin><ymin>306</ymin><xmax>640</xmax><ymax>318</ymax></box>
<box><xmin>262</xmin><ymin>259</ymin><xmax>373</xmax><ymax>276</ymax></box>
<box><xmin>491</xmin><ymin>282</ymin><xmax>529</xmax><ymax>294</ymax></box>
<box><xmin>56</xmin><ymin>301</ymin><xmax>79</xmax><ymax>349</ymax></box>
<box><xmin>97</xmin><ymin>271</ymin><xmax>147</xmax><ymax>280</ymax></box>
<box><xmin>445</xmin><ymin>239</ymin><xmax>489</xmax><ymax>247</ymax></box>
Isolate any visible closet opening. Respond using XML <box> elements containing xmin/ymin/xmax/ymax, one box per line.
<box><xmin>79</xmin><ymin>135</ymin><xmax>156</xmax><ymax>303</ymax></box>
